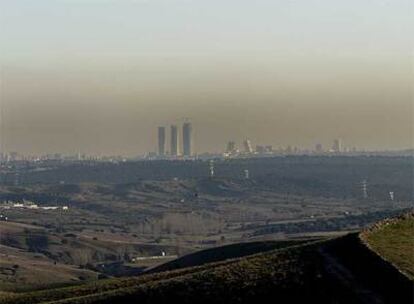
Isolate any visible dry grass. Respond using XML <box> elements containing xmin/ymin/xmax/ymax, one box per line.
<box><xmin>363</xmin><ymin>214</ymin><xmax>414</xmax><ymax>280</ymax></box>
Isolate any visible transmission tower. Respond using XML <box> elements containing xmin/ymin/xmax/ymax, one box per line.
<box><xmin>361</xmin><ymin>180</ymin><xmax>368</xmax><ymax>199</ymax></box>
<box><xmin>209</xmin><ymin>160</ymin><xmax>215</xmax><ymax>178</ymax></box>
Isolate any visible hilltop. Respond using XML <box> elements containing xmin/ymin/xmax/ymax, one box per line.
<box><xmin>361</xmin><ymin>212</ymin><xmax>414</xmax><ymax>280</ymax></box>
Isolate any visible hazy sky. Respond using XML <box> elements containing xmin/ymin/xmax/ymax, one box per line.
<box><xmin>0</xmin><ymin>0</ymin><xmax>412</xmax><ymax>155</ymax></box>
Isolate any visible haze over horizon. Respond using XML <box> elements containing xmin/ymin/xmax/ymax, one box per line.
<box><xmin>0</xmin><ymin>0</ymin><xmax>412</xmax><ymax>155</ymax></box>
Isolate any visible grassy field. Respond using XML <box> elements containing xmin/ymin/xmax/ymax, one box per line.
<box><xmin>362</xmin><ymin>213</ymin><xmax>414</xmax><ymax>280</ymax></box>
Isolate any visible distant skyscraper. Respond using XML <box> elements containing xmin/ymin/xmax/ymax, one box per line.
<box><xmin>315</xmin><ymin>143</ymin><xmax>323</xmax><ymax>153</ymax></box>
<box><xmin>243</xmin><ymin>139</ymin><xmax>253</xmax><ymax>153</ymax></box>
<box><xmin>265</xmin><ymin>145</ymin><xmax>273</xmax><ymax>153</ymax></box>
<box><xmin>158</xmin><ymin>126</ymin><xmax>166</xmax><ymax>156</ymax></box>
<box><xmin>226</xmin><ymin>141</ymin><xmax>237</xmax><ymax>154</ymax></box>
<box><xmin>332</xmin><ymin>139</ymin><xmax>342</xmax><ymax>153</ymax></box>
<box><xmin>170</xmin><ymin>125</ymin><xmax>179</xmax><ymax>156</ymax></box>
<box><xmin>182</xmin><ymin>122</ymin><xmax>193</xmax><ymax>156</ymax></box>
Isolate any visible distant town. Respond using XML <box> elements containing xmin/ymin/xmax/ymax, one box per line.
<box><xmin>0</xmin><ymin>121</ymin><xmax>412</xmax><ymax>163</ymax></box>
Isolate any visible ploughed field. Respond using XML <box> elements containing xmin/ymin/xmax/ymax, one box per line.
<box><xmin>1</xmin><ymin>212</ymin><xmax>413</xmax><ymax>304</ymax></box>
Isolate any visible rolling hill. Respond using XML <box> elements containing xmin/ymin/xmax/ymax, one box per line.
<box><xmin>1</xmin><ymin>212</ymin><xmax>413</xmax><ymax>304</ymax></box>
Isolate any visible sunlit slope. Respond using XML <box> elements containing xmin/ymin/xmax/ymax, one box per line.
<box><xmin>361</xmin><ymin>213</ymin><xmax>414</xmax><ymax>280</ymax></box>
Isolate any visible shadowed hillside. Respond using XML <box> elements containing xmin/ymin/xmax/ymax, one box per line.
<box><xmin>146</xmin><ymin>239</ymin><xmax>310</xmax><ymax>274</ymax></box>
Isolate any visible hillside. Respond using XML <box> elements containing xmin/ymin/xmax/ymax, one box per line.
<box><xmin>0</xmin><ymin>222</ymin><xmax>99</xmax><ymax>291</ymax></box>
<box><xmin>146</xmin><ymin>239</ymin><xmax>310</xmax><ymax>273</ymax></box>
<box><xmin>1</xmin><ymin>213</ymin><xmax>413</xmax><ymax>304</ymax></box>
<box><xmin>361</xmin><ymin>212</ymin><xmax>414</xmax><ymax>280</ymax></box>
<box><xmin>0</xmin><ymin>239</ymin><xmax>329</xmax><ymax>304</ymax></box>
<box><xmin>0</xmin><ymin>221</ymin><xmax>183</xmax><ymax>291</ymax></box>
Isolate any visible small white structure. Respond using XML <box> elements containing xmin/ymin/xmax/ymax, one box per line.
<box><xmin>209</xmin><ymin>160</ymin><xmax>215</xmax><ymax>177</ymax></box>
<box><xmin>41</xmin><ymin>206</ymin><xmax>59</xmax><ymax>210</ymax></box>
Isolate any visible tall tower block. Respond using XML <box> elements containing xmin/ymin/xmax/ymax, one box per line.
<box><xmin>243</xmin><ymin>139</ymin><xmax>253</xmax><ymax>153</ymax></box>
<box><xmin>182</xmin><ymin>122</ymin><xmax>193</xmax><ymax>156</ymax></box>
<box><xmin>170</xmin><ymin>125</ymin><xmax>179</xmax><ymax>156</ymax></box>
<box><xmin>332</xmin><ymin>139</ymin><xmax>342</xmax><ymax>153</ymax></box>
<box><xmin>158</xmin><ymin>126</ymin><xmax>166</xmax><ymax>156</ymax></box>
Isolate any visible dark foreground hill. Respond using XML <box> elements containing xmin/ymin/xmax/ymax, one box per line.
<box><xmin>145</xmin><ymin>239</ymin><xmax>310</xmax><ymax>274</ymax></box>
<box><xmin>1</xmin><ymin>213</ymin><xmax>413</xmax><ymax>304</ymax></box>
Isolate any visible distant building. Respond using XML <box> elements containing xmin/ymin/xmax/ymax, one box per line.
<box><xmin>265</xmin><ymin>145</ymin><xmax>273</xmax><ymax>153</ymax></box>
<box><xmin>226</xmin><ymin>141</ymin><xmax>237</xmax><ymax>154</ymax></box>
<box><xmin>315</xmin><ymin>143</ymin><xmax>323</xmax><ymax>153</ymax></box>
<box><xmin>158</xmin><ymin>126</ymin><xmax>166</xmax><ymax>156</ymax></box>
<box><xmin>170</xmin><ymin>125</ymin><xmax>179</xmax><ymax>156</ymax></box>
<box><xmin>256</xmin><ymin>145</ymin><xmax>265</xmax><ymax>154</ymax></box>
<box><xmin>332</xmin><ymin>139</ymin><xmax>342</xmax><ymax>153</ymax></box>
<box><xmin>256</xmin><ymin>145</ymin><xmax>272</xmax><ymax>154</ymax></box>
<box><xmin>182</xmin><ymin>122</ymin><xmax>193</xmax><ymax>156</ymax></box>
<box><xmin>9</xmin><ymin>152</ymin><xmax>18</xmax><ymax>162</ymax></box>
<box><xmin>147</xmin><ymin>152</ymin><xmax>157</xmax><ymax>158</ymax></box>
<box><xmin>243</xmin><ymin>139</ymin><xmax>253</xmax><ymax>153</ymax></box>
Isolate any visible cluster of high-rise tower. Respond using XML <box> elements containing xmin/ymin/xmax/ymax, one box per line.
<box><xmin>158</xmin><ymin>122</ymin><xmax>193</xmax><ymax>157</ymax></box>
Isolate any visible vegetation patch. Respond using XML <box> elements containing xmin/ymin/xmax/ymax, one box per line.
<box><xmin>361</xmin><ymin>212</ymin><xmax>414</xmax><ymax>280</ymax></box>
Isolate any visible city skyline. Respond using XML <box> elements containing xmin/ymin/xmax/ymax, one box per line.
<box><xmin>0</xmin><ymin>2</ymin><xmax>412</xmax><ymax>301</ymax></box>
<box><xmin>0</xmin><ymin>124</ymin><xmax>412</xmax><ymax>157</ymax></box>
<box><xmin>0</xmin><ymin>0</ymin><xmax>412</xmax><ymax>155</ymax></box>
<box><xmin>0</xmin><ymin>130</ymin><xmax>412</xmax><ymax>162</ymax></box>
